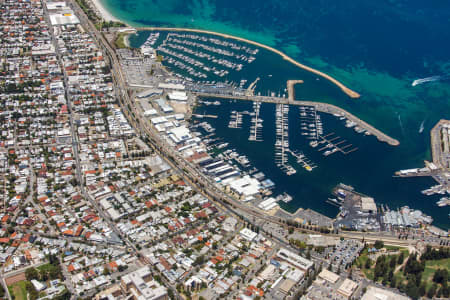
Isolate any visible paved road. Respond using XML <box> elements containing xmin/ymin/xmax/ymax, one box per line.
<box><xmin>67</xmin><ymin>2</ymin><xmax>185</xmax><ymax>298</ymax></box>
<box><xmin>78</xmin><ymin>2</ymin><xmax>449</xmax><ymax>251</ymax></box>
<box><xmin>68</xmin><ymin>0</ymin><xmax>449</xmax><ymax>288</ymax></box>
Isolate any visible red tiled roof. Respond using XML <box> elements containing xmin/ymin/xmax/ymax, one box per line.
<box><xmin>108</xmin><ymin>261</ymin><xmax>118</xmax><ymax>270</ymax></box>
<box><xmin>159</xmin><ymin>257</ymin><xmax>171</xmax><ymax>270</ymax></box>
<box><xmin>63</xmin><ymin>229</ymin><xmax>73</xmax><ymax>236</ymax></box>
<box><xmin>75</xmin><ymin>225</ymin><xmax>84</xmax><ymax>237</ymax></box>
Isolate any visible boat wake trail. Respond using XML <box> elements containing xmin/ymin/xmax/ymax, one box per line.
<box><xmin>397</xmin><ymin>112</ymin><xmax>405</xmax><ymax>136</ymax></box>
<box><xmin>419</xmin><ymin>119</ymin><xmax>425</xmax><ymax>133</ymax></box>
<box><xmin>411</xmin><ymin>74</ymin><xmax>450</xmax><ymax>87</ymax></box>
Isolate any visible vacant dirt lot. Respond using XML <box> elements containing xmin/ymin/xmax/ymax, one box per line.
<box><xmin>5</xmin><ymin>272</ymin><xmax>25</xmax><ymax>286</ymax></box>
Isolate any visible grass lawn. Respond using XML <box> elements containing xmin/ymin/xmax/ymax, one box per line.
<box><xmin>114</xmin><ymin>33</ymin><xmax>128</xmax><ymax>49</ymax></box>
<box><xmin>363</xmin><ymin>268</ymin><xmax>374</xmax><ymax>280</ymax></box>
<box><xmin>400</xmin><ymin>249</ymin><xmax>409</xmax><ymax>257</ymax></box>
<box><xmin>8</xmin><ymin>281</ymin><xmax>29</xmax><ymax>300</ymax></box>
<box><xmin>355</xmin><ymin>254</ymin><xmax>369</xmax><ymax>269</ymax></box>
<box><xmin>356</xmin><ymin>247</ymin><xmax>410</xmax><ymax>283</ymax></box>
<box><xmin>37</xmin><ymin>263</ymin><xmax>56</xmax><ymax>273</ymax></box>
<box><xmin>354</xmin><ymin>248</ymin><xmax>368</xmax><ymax>266</ymax></box>
<box><xmin>422</xmin><ymin>258</ymin><xmax>450</xmax><ymax>288</ymax></box>
<box><xmin>391</xmin><ymin>258</ymin><xmax>450</xmax><ymax>290</ymax></box>
<box><xmin>384</xmin><ymin>245</ymin><xmax>401</xmax><ymax>251</ymax></box>
<box><xmin>355</xmin><ymin>248</ymin><xmax>374</xmax><ymax>279</ymax></box>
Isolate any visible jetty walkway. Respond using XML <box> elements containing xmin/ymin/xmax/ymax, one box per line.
<box><xmin>193</xmin><ymin>92</ymin><xmax>400</xmax><ymax>146</ymax></box>
<box><xmin>135</xmin><ymin>27</ymin><xmax>361</xmax><ymax>99</ymax></box>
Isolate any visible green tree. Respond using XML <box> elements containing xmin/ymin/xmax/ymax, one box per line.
<box><xmin>405</xmin><ymin>279</ymin><xmax>420</xmax><ymax>300</ymax></box>
<box><xmin>397</xmin><ymin>251</ymin><xmax>404</xmax><ymax>265</ymax></box>
<box><xmin>193</xmin><ymin>255</ymin><xmax>205</xmax><ymax>266</ymax></box>
<box><xmin>427</xmin><ymin>283</ymin><xmax>437</xmax><ymax>298</ymax></box>
<box><xmin>418</xmin><ymin>282</ymin><xmax>426</xmax><ymax>297</ymax></box>
<box><xmin>167</xmin><ymin>289</ymin><xmax>174</xmax><ymax>299</ymax></box>
<box><xmin>374</xmin><ymin>240</ymin><xmax>384</xmax><ymax>249</ymax></box>
<box><xmin>389</xmin><ymin>256</ymin><xmax>397</xmax><ymax>268</ymax></box>
<box><xmin>374</xmin><ymin>256</ymin><xmax>387</xmax><ymax>280</ymax></box>
<box><xmin>388</xmin><ymin>270</ymin><xmax>394</xmax><ymax>282</ymax></box>
<box><xmin>25</xmin><ymin>267</ymin><xmax>39</xmax><ymax>281</ymax></box>
<box><xmin>433</xmin><ymin>268</ymin><xmax>448</xmax><ymax>284</ymax></box>
<box><xmin>442</xmin><ymin>283</ymin><xmax>449</xmax><ymax>298</ymax></box>
<box><xmin>365</xmin><ymin>258</ymin><xmax>372</xmax><ymax>269</ymax></box>
<box><xmin>404</xmin><ymin>254</ymin><xmax>424</xmax><ymax>276</ymax></box>
<box><xmin>25</xmin><ymin>282</ymin><xmax>38</xmax><ymax>300</ymax></box>
<box><xmin>390</xmin><ymin>275</ymin><xmax>397</xmax><ymax>288</ymax></box>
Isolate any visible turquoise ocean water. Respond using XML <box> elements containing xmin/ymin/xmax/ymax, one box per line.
<box><xmin>101</xmin><ymin>0</ymin><xmax>450</xmax><ymax>228</ymax></box>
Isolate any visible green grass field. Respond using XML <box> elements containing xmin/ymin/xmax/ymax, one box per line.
<box><xmin>422</xmin><ymin>258</ymin><xmax>450</xmax><ymax>288</ymax></box>
<box><xmin>37</xmin><ymin>263</ymin><xmax>56</xmax><ymax>273</ymax></box>
<box><xmin>114</xmin><ymin>33</ymin><xmax>129</xmax><ymax>49</ymax></box>
<box><xmin>384</xmin><ymin>245</ymin><xmax>401</xmax><ymax>251</ymax></box>
<box><xmin>355</xmin><ymin>246</ymin><xmax>411</xmax><ymax>283</ymax></box>
<box><xmin>8</xmin><ymin>281</ymin><xmax>29</xmax><ymax>300</ymax></box>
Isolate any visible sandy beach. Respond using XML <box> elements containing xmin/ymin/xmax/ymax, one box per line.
<box><xmin>90</xmin><ymin>0</ymin><xmax>120</xmax><ymax>22</ymax></box>
<box><xmin>124</xmin><ymin>34</ymin><xmax>131</xmax><ymax>47</ymax></box>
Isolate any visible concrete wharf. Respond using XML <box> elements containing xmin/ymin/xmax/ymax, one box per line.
<box><xmin>193</xmin><ymin>92</ymin><xmax>400</xmax><ymax>146</ymax></box>
<box><xmin>247</xmin><ymin>77</ymin><xmax>260</xmax><ymax>96</ymax></box>
<box><xmin>192</xmin><ymin>114</ymin><xmax>218</xmax><ymax>119</ymax></box>
<box><xmin>287</xmin><ymin>80</ymin><xmax>304</xmax><ymax>101</ymax></box>
<box><xmin>431</xmin><ymin>119</ymin><xmax>450</xmax><ymax>170</ymax></box>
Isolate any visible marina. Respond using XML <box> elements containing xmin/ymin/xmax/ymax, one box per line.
<box><xmin>155</xmin><ymin>32</ymin><xmax>259</xmax><ymax>83</ymax></box>
<box><xmin>192</xmin><ymin>92</ymin><xmax>400</xmax><ymax>146</ymax></box>
<box><xmin>189</xmin><ymin>119</ymin><xmax>280</xmax><ymax>199</ymax></box>
<box><xmin>228</xmin><ymin>111</ymin><xmax>243</xmax><ymax>129</ymax></box>
<box><xmin>190</xmin><ymin>95</ymin><xmax>448</xmax><ymax>228</ymax></box>
<box><xmin>121</xmin><ymin>16</ymin><xmax>450</xmax><ymax>229</ymax></box>
<box><xmin>315</xmin><ymin>133</ymin><xmax>358</xmax><ymax>156</ymax></box>
<box><xmin>248</xmin><ymin>101</ymin><xmax>263</xmax><ymax>142</ymax></box>
<box><xmin>140</xmin><ymin>32</ymin><xmax>160</xmax><ymax>53</ymax></box>
<box><xmin>124</xmin><ymin>27</ymin><xmax>449</xmax><ymax>228</ymax></box>
<box><xmin>299</xmin><ymin>105</ymin><xmax>323</xmax><ymax>140</ymax></box>
<box><xmin>298</xmin><ymin>106</ymin><xmax>358</xmax><ymax>157</ymax></box>
<box><xmin>274</xmin><ymin>104</ymin><xmax>296</xmax><ymax>176</ymax></box>
<box><xmin>134</xmin><ymin>27</ymin><xmax>360</xmax><ymax>98</ymax></box>
<box><xmin>287</xmin><ymin>149</ymin><xmax>316</xmax><ymax>172</ymax></box>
